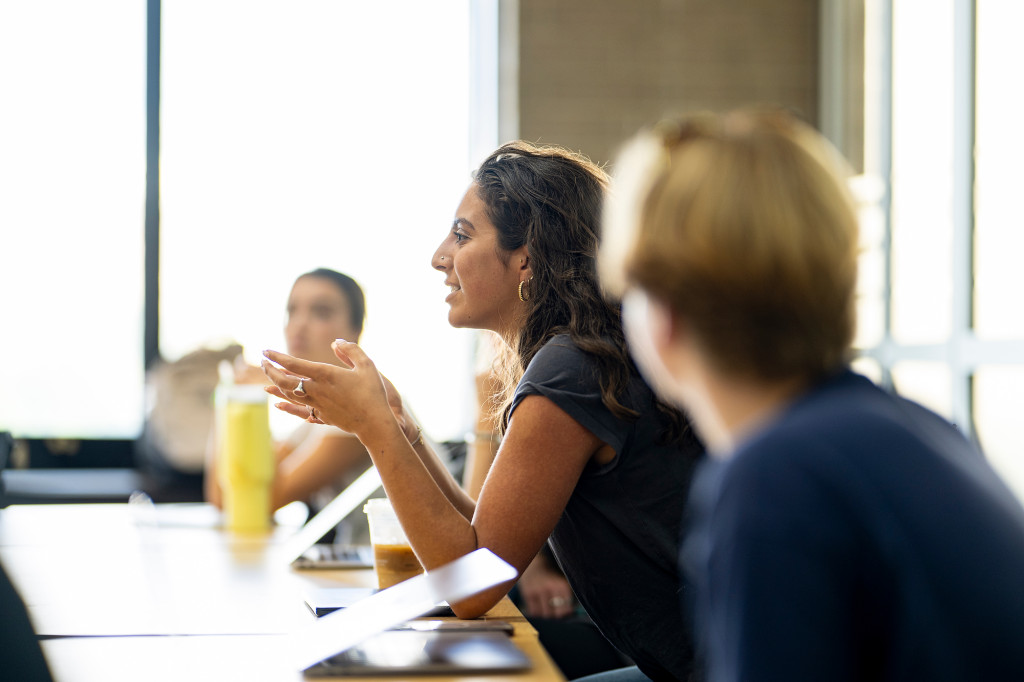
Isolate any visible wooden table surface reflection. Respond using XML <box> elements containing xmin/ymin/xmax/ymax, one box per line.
<box><xmin>0</xmin><ymin>503</ymin><xmax>563</xmax><ymax>682</ymax></box>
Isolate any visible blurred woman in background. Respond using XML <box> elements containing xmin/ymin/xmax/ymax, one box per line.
<box><xmin>206</xmin><ymin>268</ymin><xmax>371</xmax><ymax>538</ymax></box>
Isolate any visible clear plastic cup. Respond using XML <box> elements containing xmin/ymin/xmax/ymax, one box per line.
<box><xmin>363</xmin><ymin>498</ymin><xmax>423</xmax><ymax>588</ymax></box>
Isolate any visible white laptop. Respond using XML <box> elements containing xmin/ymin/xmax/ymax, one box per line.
<box><xmin>280</xmin><ymin>465</ymin><xmax>383</xmax><ymax>569</ymax></box>
<box><xmin>292</xmin><ymin>548</ymin><xmax>529</xmax><ymax>676</ymax></box>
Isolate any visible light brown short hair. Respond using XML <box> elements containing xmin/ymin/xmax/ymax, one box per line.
<box><xmin>601</xmin><ymin>109</ymin><xmax>859</xmax><ymax>382</ymax></box>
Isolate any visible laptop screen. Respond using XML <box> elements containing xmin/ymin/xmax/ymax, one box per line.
<box><xmin>290</xmin><ymin>547</ymin><xmax>518</xmax><ymax>671</ymax></box>
<box><xmin>278</xmin><ymin>465</ymin><xmax>383</xmax><ymax>566</ymax></box>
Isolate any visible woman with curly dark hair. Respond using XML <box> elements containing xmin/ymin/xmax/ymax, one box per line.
<box><xmin>263</xmin><ymin>141</ymin><xmax>704</xmax><ymax>681</ymax></box>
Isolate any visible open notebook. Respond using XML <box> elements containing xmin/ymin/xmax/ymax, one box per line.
<box><xmin>279</xmin><ymin>464</ymin><xmax>383</xmax><ymax>569</ymax></box>
<box><xmin>291</xmin><ymin>548</ymin><xmax>529</xmax><ymax>676</ymax></box>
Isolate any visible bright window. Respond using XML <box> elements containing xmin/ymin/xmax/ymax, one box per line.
<box><xmin>0</xmin><ymin>1</ymin><xmax>146</xmax><ymax>438</ymax></box>
<box><xmin>974</xmin><ymin>0</ymin><xmax>1024</xmax><ymax>340</ymax></box>
<box><xmin>860</xmin><ymin>0</ymin><xmax>1024</xmax><ymax>500</ymax></box>
<box><xmin>0</xmin><ymin>1</ymin><xmax>488</xmax><ymax>443</ymax></box>
<box><xmin>889</xmin><ymin>0</ymin><xmax>955</xmax><ymax>345</ymax></box>
<box><xmin>160</xmin><ymin>1</ymin><xmax>479</xmax><ymax>440</ymax></box>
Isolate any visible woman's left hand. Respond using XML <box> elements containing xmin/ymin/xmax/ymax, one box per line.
<box><xmin>261</xmin><ymin>341</ymin><xmax>407</xmax><ymax>440</ymax></box>
<box><xmin>518</xmin><ymin>554</ymin><xmax>576</xmax><ymax>620</ymax></box>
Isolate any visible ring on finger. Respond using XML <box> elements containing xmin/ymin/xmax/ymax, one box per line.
<box><xmin>549</xmin><ymin>597</ymin><xmax>568</xmax><ymax>608</ymax></box>
<box><xmin>294</xmin><ymin>379</ymin><xmax>306</xmax><ymax>396</ymax></box>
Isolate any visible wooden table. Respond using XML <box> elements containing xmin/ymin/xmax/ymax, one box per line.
<box><xmin>0</xmin><ymin>503</ymin><xmax>563</xmax><ymax>682</ymax></box>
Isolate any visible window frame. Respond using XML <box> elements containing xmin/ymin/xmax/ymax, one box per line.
<box><xmin>854</xmin><ymin>0</ymin><xmax>1024</xmax><ymax>446</ymax></box>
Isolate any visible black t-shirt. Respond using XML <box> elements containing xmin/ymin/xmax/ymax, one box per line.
<box><xmin>511</xmin><ymin>335</ymin><xmax>704</xmax><ymax>681</ymax></box>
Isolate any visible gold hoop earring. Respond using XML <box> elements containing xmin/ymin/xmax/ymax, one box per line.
<box><xmin>518</xmin><ymin>277</ymin><xmax>533</xmax><ymax>302</ymax></box>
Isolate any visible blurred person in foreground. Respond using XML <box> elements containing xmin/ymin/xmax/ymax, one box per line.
<box><xmin>262</xmin><ymin>141</ymin><xmax>705</xmax><ymax>681</ymax></box>
<box><xmin>1</xmin><ymin>560</ymin><xmax>52</xmax><ymax>681</ymax></box>
<box><xmin>599</xmin><ymin>108</ymin><xmax>1024</xmax><ymax>681</ymax></box>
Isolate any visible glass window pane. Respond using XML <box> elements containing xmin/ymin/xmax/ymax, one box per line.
<box><xmin>852</xmin><ymin>175</ymin><xmax>887</xmax><ymax>349</ymax></box>
<box><xmin>889</xmin><ymin>0</ymin><xmax>955</xmax><ymax>344</ymax></box>
<box><xmin>160</xmin><ymin>1</ymin><xmax>475</xmax><ymax>440</ymax></box>
<box><xmin>974</xmin><ymin>366</ymin><xmax>1024</xmax><ymax>503</ymax></box>
<box><xmin>891</xmin><ymin>361</ymin><xmax>953</xmax><ymax>423</ymax></box>
<box><xmin>973</xmin><ymin>1</ymin><xmax>1024</xmax><ymax>340</ymax></box>
<box><xmin>0</xmin><ymin>1</ymin><xmax>146</xmax><ymax>438</ymax></box>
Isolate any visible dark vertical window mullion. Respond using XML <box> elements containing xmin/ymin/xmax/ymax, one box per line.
<box><xmin>144</xmin><ymin>0</ymin><xmax>161</xmax><ymax>370</ymax></box>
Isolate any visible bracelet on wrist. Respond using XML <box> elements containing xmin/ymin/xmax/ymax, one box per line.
<box><xmin>409</xmin><ymin>425</ymin><xmax>423</xmax><ymax>447</ymax></box>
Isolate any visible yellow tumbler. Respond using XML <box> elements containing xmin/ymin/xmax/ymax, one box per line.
<box><xmin>217</xmin><ymin>384</ymin><xmax>275</xmax><ymax>534</ymax></box>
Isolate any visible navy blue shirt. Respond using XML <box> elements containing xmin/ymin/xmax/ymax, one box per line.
<box><xmin>512</xmin><ymin>335</ymin><xmax>704</xmax><ymax>681</ymax></box>
<box><xmin>683</xmin><ymin>369</ymin><xmax>1024</xmax><ymax>681</ymax></box>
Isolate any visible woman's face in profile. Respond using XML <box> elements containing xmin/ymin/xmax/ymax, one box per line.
<box><xmin>285</xmin><ymin>276</ymin><xmax>358</xmax><ymax>365</ymax></box>
<box><xmin>431</xmin><ymin>185</ymin><xmax>526</xmax><ymax>335</ymax></box>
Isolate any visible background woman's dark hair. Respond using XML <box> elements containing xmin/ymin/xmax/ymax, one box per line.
<box><xmin>299</xmin><ymin>268</ymin><xmax>367</xmax><ymax>337</ymax></box>
<box><xmin>473</xmin><ymin>141</ymin><xmax>686</xmax><ymax>439</ymax></box>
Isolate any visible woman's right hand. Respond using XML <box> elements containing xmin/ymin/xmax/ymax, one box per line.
<box><xmin>261</xmin><ymin>341</ymin><xmax>398</xmax><ymax>441</ymax></box>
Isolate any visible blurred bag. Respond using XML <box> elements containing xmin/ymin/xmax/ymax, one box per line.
<box><xmin>136</xmin><ymin>344</ymin><xmax>243</xmax><ymax>476</ymax></box>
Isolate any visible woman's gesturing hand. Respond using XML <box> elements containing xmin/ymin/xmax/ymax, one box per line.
<box><xmin>261</xmin><ymin>340</ymin><xmax>401</xmax><ymax>440</ymax></box>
